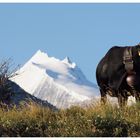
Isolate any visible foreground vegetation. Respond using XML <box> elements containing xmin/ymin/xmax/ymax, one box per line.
<box><xmin>0</xmin><ymin>102</ymin><xmax>139</xmax><ymax>137</ymax></box>
<box><xmin>0</xmin><ymin>59</ymin><xmax>139</xmax><ymax>137</ymax></box>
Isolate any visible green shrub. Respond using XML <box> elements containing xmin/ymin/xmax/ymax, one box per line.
<box><xmin>0</xmin><ymin>102</ymin><xmax>139</xmax><ymax>137</ymax></box>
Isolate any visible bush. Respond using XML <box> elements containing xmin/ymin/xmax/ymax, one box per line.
<box><xmin>0</xmin><ymin>102</ymin><xmax>139</xmax><ymax>137</ymax></box>
<box><xmin>0</xmin><ymin>59</ymin><xmax>19</xmax><ymax>104</ymax></box>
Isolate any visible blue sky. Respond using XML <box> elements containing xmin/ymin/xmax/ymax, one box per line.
<box><xmin>0</xmin><ymin>3</ymin><xmax>140</xmax><ymax>84</ymax></box>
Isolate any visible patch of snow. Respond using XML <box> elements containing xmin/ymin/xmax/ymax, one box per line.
<box><xmin>11</xmin><ymin>50</ymin><xmax>99</xmax><ymax>109</ymax></box>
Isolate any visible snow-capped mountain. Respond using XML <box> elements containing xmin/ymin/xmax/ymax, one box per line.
<box><xmin>11</xmin><ymin>50</ymin><xmax>99</xmax><ymax>109</ymax></box>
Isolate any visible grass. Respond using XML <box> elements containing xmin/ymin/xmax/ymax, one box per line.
<box><xmin>0</xmin><ymin>102</ymin><xmax>139</xmax><ymax>137</ymax></box>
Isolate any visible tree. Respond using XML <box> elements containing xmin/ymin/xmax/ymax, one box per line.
<box><xmin>0</xmin><ymin>58</ymin><xmax>19</xmax><ymax>104</ymax></box>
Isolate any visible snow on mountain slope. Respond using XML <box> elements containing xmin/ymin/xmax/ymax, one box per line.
<box><xmin>11</xmin><ymin>50</ymin><xmax>99</xmax><ymax>109</ymax></box>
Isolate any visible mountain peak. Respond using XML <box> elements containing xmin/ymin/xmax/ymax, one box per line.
<box><xmin>29</xmin><ymin>50</ymin><xmax>49</xmax><ymax>64</ymax></box>
<box><xmin>11</xmin><ymin>50</ymin><xmax>99</xmax><ymax>109</ymax></box>
<box><xmin>63</xmin><ymin>56</ymin><xmax>72</xmax><ymax>64</ymax></box>
<box><xmin>35</xmin><ymin>50</ymin><xmax>48</xmax><ymax>57</ymax></box>
<box><xmin>62</xmin><ymin>56</ymin><xmax>76</xmax><ymax>68</ymax></box>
